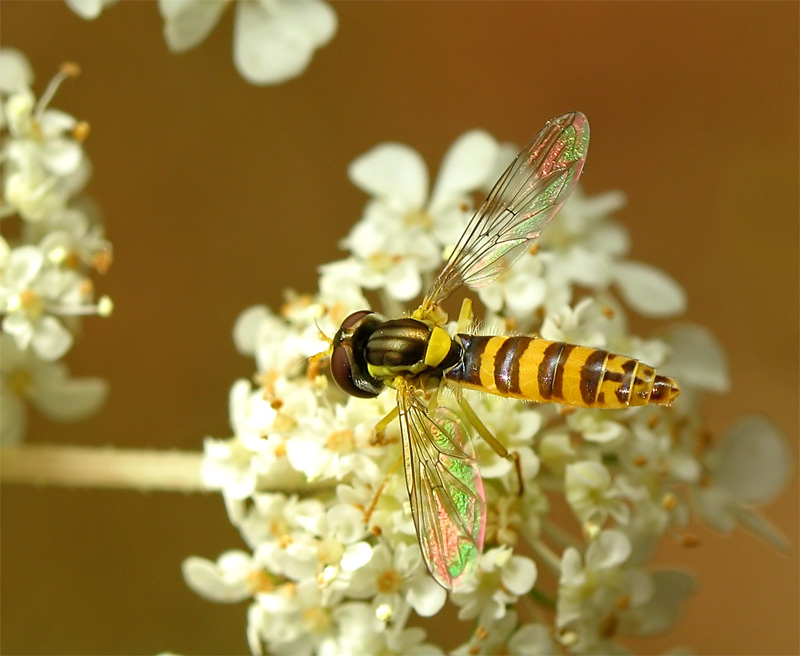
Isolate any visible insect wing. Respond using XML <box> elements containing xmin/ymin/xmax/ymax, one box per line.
<box><xmin>423</xmin><ymin>111</ymin><xmax>589</xmax><ymax>307</ymax></box>
<box><xmin>397</xmin><ymin>384</ymin><xmax>486</xmax><ymax>591</ymax></box>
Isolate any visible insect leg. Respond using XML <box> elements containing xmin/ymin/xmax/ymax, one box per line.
<box><xmin>457</xmin><ymin>298</ymin><xmax>475</xmax><ymax>333</ymax></box>
<box><xmin>456</xmin><ymin>394</ymin><xmax>524</xmax><ymax>497</ymax></box>
<box><xmin>363</xmin><ymin>455</ymin><xmax>402</xmax><ymax>526</ymax></box>
<box><xmin>372</xmin><ymin>406</ymin><xmax>400</xmax><ymax>445</ymax></box>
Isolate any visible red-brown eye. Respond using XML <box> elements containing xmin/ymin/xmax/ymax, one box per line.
<box><xmin>331</xmin><ymin>343</ymin><xmax>378</xmax><ymax>398</ymax></box>
<box><xmin>340</xmin><ymin>310</ymin><xmax>372</xmax><ymax>330</ymax></box>
<box><xmin>330</xmin><ymin>310</ymin><xmax>382</xmax><ymax>399</ymax></box>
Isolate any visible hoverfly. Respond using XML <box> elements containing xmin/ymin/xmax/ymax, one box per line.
<box><xmin>329</xmin><ymin>112</ymin><xmax>679</xmax><ymax>591</ymax></box>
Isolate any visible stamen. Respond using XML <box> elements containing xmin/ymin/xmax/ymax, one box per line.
<box><xmin>72</xmin><ymin>121</ymin><xmax>90</xmax><ymax>142</ymax></box>
<box><xmin>35</xmin><ymin>62</ymin><xmax>80</xmax><ymax>118</ymax></box>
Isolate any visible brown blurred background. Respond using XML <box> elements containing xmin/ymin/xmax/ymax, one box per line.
<box><xmin>1</xmin><ymin>2</ymin><xmax>797</xmax><ymax>655</ymax></box>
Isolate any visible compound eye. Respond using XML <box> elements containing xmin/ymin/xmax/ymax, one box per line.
<box><xmin>339</xmin><ymin>310</ymin><xmax>373</xmax><ymax>331</ymax></box>
<box><xmin>331</xmin><ymin>344</ymin><xmax>378</xmax><ymax>398</ymax></box>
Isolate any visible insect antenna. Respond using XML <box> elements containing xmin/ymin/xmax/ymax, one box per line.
<box><xmin>305</xmin><ymin>317</ymin><xmax>333</xmax><ymax>380</ymax></box>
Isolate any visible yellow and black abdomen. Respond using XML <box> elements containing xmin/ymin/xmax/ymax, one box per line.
<box><xmin>446</xmin><ymin>335</ymin><xmax>679</xmax><ymax>408</ymax></box>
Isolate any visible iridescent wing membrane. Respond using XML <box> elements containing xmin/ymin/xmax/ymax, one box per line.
<box><xmin>396</xmin><ymin>381</ymin><xmax>486</xmax><ymax>591</ymax></box>
<box><xmin>423</xmin><ymin>111</ymin><xmax>590</xmax><ymax>309</ymax></box>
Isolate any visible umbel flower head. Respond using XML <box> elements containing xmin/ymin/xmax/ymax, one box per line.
<box><xmin>185</xmin><ymin>126</ymin><xmax>789</xmax><ymax>655</ymax></box>
<box><xmin>0</xmin><ymin>49</ymin><xmax>112</xmax><ymax>444</ymax></box>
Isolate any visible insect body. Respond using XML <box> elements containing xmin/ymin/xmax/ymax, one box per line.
<box><xmin>447</xmin><ymin>334</ymin><xmax>679</xmax><ymax>408</ymax></box>
<box><xmin>330</xmin><ymin>112</ymin><xmax>679</xmax><ymax>591</ymax></box>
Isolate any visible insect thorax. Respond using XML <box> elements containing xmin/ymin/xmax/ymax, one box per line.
<box><xmin>365</xmin><ymin>317</ymin><xmax>462</xmax><ymax>382</ymax></box>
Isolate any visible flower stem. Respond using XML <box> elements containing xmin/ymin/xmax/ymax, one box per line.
<box><xmin>0</xmin><ymin>445</ymin><xmax>208</xmax><ymax>492</ymax></box>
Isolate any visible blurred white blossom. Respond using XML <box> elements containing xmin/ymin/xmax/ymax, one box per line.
<box><xmin>64</xmin><ymin>0</ymin><xmax>119</xmax><ymax>20</ymax></box>
<box><xmin>186</xmin><ymin>128</ymin><xmax>790</xmax><ymax>655</ymax></box>
<box><xmin>0</xmin><ymin>333</ymin><xmax>108</xmax><ymax>445</ymax></box>
<box><xmin>64</xmin><ymin>0</ymin><xmax>337</xmax><ymax>86</ymax></box>
<box><xmin>0</xmin><ymin>50</ymin><xmax>112</xmax><ymax>440</ymax></box>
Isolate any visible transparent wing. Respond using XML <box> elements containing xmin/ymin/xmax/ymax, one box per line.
<box><xmin>396</xmin><ymin>381</ymin><xmax>486</xmax><ymax>591</ymax></box>
<box><xmin>422</xmin><ymin>111</ymin><xmax>589</xmax><ymax>308</ymax></box>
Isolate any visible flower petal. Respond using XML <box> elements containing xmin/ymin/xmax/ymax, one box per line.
<box><xmin>715</xmin><ymin>415</ymin><xmax>790</xmax><ymax>504</ymax></box>
<box><xmin>182</xmin><ymin>553</ymin><xmax>251</xmax><ymax>603</ymax></box>
<box><xmin>428</xmin><ymin>129</ymin><xmax>498</xmax><ymax>213</ymax></box>
<box><xmin>406</xmin><ymin>574</ymin><xmax>447</xmax><ymax>616</ymax></box>
<box><xmin>662</xmin><ymin>323</ymin><xmax>729</xmax><ymax>393</ymax></box>
<box><xmin>501</xmin><ymin>555</ymin><xmax>537</xmax><ymax>595</ymax></box>
<box><xmin>613</xmin><ymin>260</ymin><xmax>687</xmax><ymax>317</ymax></box>
<box><xmin>385</xmin><ymin>259</ymin><xmax>422</xmax><ymax>301</ymax></box>
<box><xmin>233</xmin><ymin>305</ymin><xmax>270</xmax><ymax>356</ymax></box>
<box><xmin>234</xmin><ymin>1</ymin><xmax>324</xmax><ymax>85</ymax></box>
<box><xmin>586</xmin><ymin>529</ymin><xmax>631</xmax><ymax>570</ymax></box>
<box><xmin>348</xmin><ymin>143</ymin><xmax>428</xmax><ymax>210</ymax></box>
<box><xmin>31</xmin><ymin>315</ymin><xmax>73</xmax><ymax>361</ymax></box>
<box><xmin>273</xmin><ymin>0</ymin><xmax>337</xmax><ymax>47</ymax></box>
<box><xmin>0</xmin><ymin>48</ymin><xmax>34</xmax><ymax>94</ymax></box>
<box><xmin>31</xmin><ymin>370</ymin><xmax>108</xmax><ymax>421</ymax></box>
<box><xmin>159</xmin><ymin>0</ymin><xmax>228</xmax><ymax>52</ymax></box>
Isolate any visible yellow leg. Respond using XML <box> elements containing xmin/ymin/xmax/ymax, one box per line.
<box><xmin>457</xmin><ymin>298</ymin><xmax>475</xmax><ymax>333</ymax></box>
<box><xmin>363</xmin><ymin>455</ymin><xmax>402</xmax><ymax>524</ymax></box>
<box><xmin>372</xmin><ymin>406</ymin><xmax>399</xmax><ymax>445</ymax></box>
<box><xmin>456</xmin><ymin>393</ymin><xmax>524</xmax><ymax>497</ymax></box>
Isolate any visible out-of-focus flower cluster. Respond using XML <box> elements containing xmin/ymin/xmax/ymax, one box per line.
<box><xmin>64</xmin><ymin>0</ymin><xmax>337</xmax><ymax>86</ymax></box>
<box><xmin>185</xmin><ymin>129</ymin><xmax>790</xmax><ymax>655</ymax></box>
<box><xmin>0</xmin><ymin>49</ymin><xmax>111</xmax><ymax>444</ymax></box>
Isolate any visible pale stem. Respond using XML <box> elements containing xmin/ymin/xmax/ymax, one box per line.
<box><xmin>0</xmin><ymin>445</ymin><xmax>208</xmax><ymax>492</ymax></box>
<box><xmin>521</xmin><ymin>525</ymin><xmax>564</xmax><ymax>576</ymax></box>
<box><xmin>541</xmin><ymin>517</ymin><xmax>583</xmax><ymax>551</ymax></box>
<box><xmin>0</xmin><ymin>445</ymin><xmax>332</xmax><ymax>494</ymax></box>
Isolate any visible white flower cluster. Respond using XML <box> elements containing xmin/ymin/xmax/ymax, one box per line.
<box><xmin>64</xmin><ymin>0</ymin><xmax>337</xmax><ymax>86</ymax></box>
<box><xmin>0</xmin><ymin>50</ymin><xmax>111</xmax><ymax>444</ymax></box>
<box><xmin>186</xmin><ymin>130</ymin><xmax>790</xmax><ymax>654</ymax></box>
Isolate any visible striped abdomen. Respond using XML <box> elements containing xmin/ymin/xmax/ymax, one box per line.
<box><xmin>445</xmin><ymin>335</ymin><xmax>679</xmax><ymax>408</ymax></box>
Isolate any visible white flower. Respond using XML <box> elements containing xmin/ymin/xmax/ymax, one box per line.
<box><xmin>382</xmin><ymin>626</ymin><xmax>444</xmax><ymax>656</ymax></box>
<box><xmin>0</xmin><ymin>48</ymin><xmax>34</xmax><ymax>96</ymax></box>
<box><xmin>613</xmin><ymin>260</ymin><xmax>687</xmax><ymax>318</ymax></box>
<box><xmin>201</xmin><ymin>434</ymin><xmax>261</xmax><ymax>501</ymax></box>
<box><xmin>509</xmin><ymin>623</ymin><xmax>558</xmax><ymax>656</ymax></box>
<box><xmin>37</xmin><ymin>206</ymin><xmax>112</xmax><ymax>274</ymax></box>
<box><xmin>232</xmin><ymin>304</ymin><xmax>324</xmax><ymax>377</ymax></box>
<box><xmin>317</xmin><ymin>258</ymin><xmax>370</xmax><ymax>326</ymax></box>
<box><xmin>285</xmin><ymin>396</ymin><xmax>386</xmax><ymax>483</ymax></box>
<box><xmin>540</xmin><ymin>297</ymin><xmax>613</xmax><ymax>347</ymax></box>
<box><xmin>693</xmin><ymin>415</ymin><xmax>790</xmax><ymax>550</ymax></box>
<box><xmin>248</xmin><ymin>580</ymin><xmax>379</xmax><ymax>656</ymax></box>
<box><xmin>158</xmin><ymin>0</ymin><xmax>337</xmax><ymax>85</ymax></box>
<box><xmin>182</xmin><ymin>550</ymin><xmax>262</xmax><ymax>603</ymax></box>
<box><xmin>343</xmin><ymin>130</ymin><xmax>499</xmax><ymax>301</ymax></box>
<box><xmin>0</xmin><ymin>333</ymin><xmax>108</xmax><ymax>444</ymax></box>
<box><xmin>660</xmin><ymin>323</ymin><xmax>730</xmax><ymax>395</ymax></box>
<box><xmin>557</xmin><ymin>530</ymin><xmax>631</xmax><ymax>625</ymax></box>
<box><xmin>348</xmin><ymin>541</ymin><xmax>447</xmax><ymax>618</ymax></box>
<box><xmin>617</xmin><ymin>569</ymin><xmax>695</xmax><ymax>636</ymax></box>
<box><xmin>2</xmin><ymin>77</ymin><xmax>89</xmax><ymax>222</ymax></box>
<box><xmin>566</xmin><ymin>460</ymin><xmax>630</xmax><ymax>528</ymax></box>
<box><xmin>538</xmin><ymin>187</ymin><xmax>629</xmax><ymax>292</ymax></box>
<box><xmin>557</xmin><ymin>529</ymin><xmax>638</xmax><ymax>651</ymax></box>
<box><xmin>0</xmin><ymin>245</ymin><xmax>73</xmax><ymax>360</ymax></box>
<box><xmin>464</xmin><ymin>392</ymin><xmax>543</xmax><ymax>479</ymax></box>
<box><xmin>64</xmin><ymin>0</ymin><xmax>119</xmax><ymax>20</ymax></box>
<box><xmin>451</xmin><ymin>547</ymin><xmax>537</xmax><ymax>625</ymax></box>
<box><xmin>476</xmin><ymin>251</ymin><xmax>550</xmax><ymax>323</ymax></box>
<box><xmin>453</xmin><ymin>611</ymin><xmax>556</xmax><ymax>656</ymax></box>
